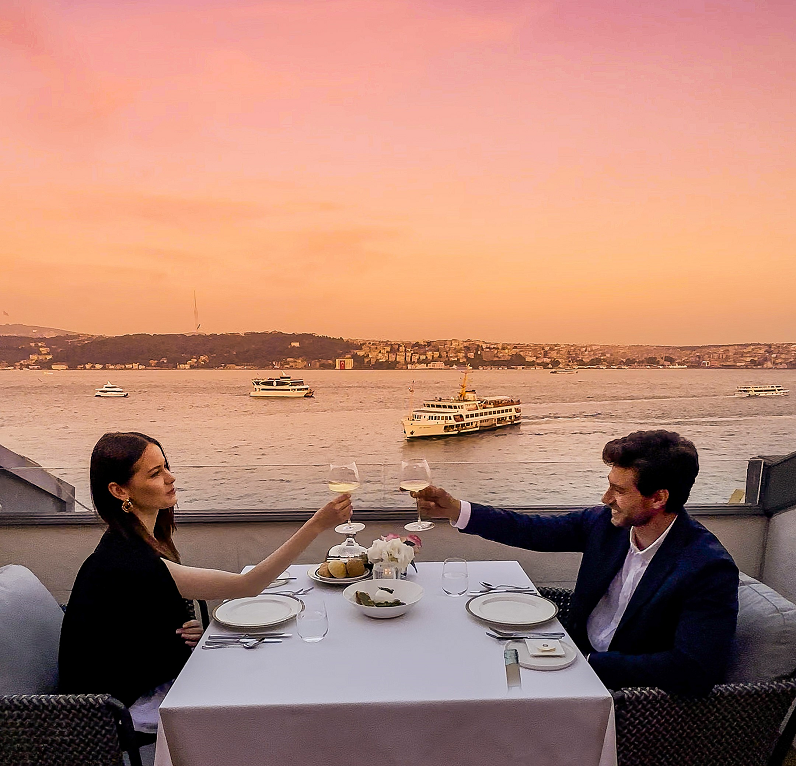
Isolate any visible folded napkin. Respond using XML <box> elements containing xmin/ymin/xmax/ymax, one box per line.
<box><xmin>526</xmin><ymin>638</ymin><xmax>566</xmax><ymax>657</ymax></box>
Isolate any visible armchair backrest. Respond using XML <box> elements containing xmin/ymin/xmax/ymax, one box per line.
<box><xmin>0</xmin><ymin>565</ymin><xmax>64</xmax><ymax>694</ymax></box>
<box><xmin>728</xmin><ymin>573</ymin><xmax>796</xmax><ymax>684</ymax></box>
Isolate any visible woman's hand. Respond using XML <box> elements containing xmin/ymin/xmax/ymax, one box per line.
<box><xmin>177</xmin><ymin>619</ymin><xmax>204</xmax><ymax>648</ymax></box>
<box><xmin>311</xmin><ymin>493</ymin><xmax>353</xmax><ymax>530</ymax></box>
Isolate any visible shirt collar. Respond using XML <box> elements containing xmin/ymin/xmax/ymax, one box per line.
<box><xmin>629</xmin><ymin>513</ymin><xmax>678</xmax><ymax>558</ymax></box>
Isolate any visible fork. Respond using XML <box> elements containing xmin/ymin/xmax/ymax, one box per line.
<box><xmin>480</xmin><ymin>581</ymin><xmax>538</xmax><ymax>592</ymax></box>
<box><xmin>267</xmin><ymin>587</ymin><xmax>313</xmax><ymax>596</ymax></box>
<box><xmin>202</xmin><ymin>637</ymin><xmax>283</xmax><ymax>649</ymax></box>
<box><xmin>490</xmin><ymin>627</ymin><xmax>562</xmax><ymax>637</ymax></box>
<box><xmin>208</xmin><ymin>632</ymin><xmax>291</xmax><ymax>640</ymax></box>
<box><xmin>486</xmin><ymin>631</ymin><xmax>565</xmax><ymax>641</ymax></box>
<box><xmin>469</xmin><ymin>586</ymin><xmax>539</xmax><ymax>596</ymax></box>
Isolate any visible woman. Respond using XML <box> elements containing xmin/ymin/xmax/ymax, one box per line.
<box><xmin>58</xmin><ymin>431</ymin><xmax>352</xmax><ymax>733</ymax></box>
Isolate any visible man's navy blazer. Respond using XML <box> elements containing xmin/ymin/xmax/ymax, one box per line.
<box><xmin>465</xmin><ymin>503</ymin><xmax>739</xmax><ymax>696</ymax></box>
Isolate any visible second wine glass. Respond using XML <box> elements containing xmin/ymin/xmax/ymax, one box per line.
<box><xmin>400</xmin><ymin>458</ymin><xmax>434</xmax><ymax>532</ymax></box>
<box><xmin>328</xmin><ymin>462</ymin><xmax>363</xmax><ymax>535</ymax></box>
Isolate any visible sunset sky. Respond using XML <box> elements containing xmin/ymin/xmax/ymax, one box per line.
<box><xmin>1</xmin><ymin>0</ymin><xmax>794</xmax><ymax>343</ymax></box>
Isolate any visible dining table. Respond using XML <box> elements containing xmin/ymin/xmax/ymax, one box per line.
<box><xmin>154</xmin><ymin>560</ymin><xmax>617</xmax><ymax>766</ymax></box>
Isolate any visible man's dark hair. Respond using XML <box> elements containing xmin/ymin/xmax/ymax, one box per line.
<box><xmin>602</xmin><ymin>430</ymin><xmax>699</xmax><ymax>512</ymax></box>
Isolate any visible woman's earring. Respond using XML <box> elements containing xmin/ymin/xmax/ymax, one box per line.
<box><xmin>121</xmin><ymin>498</ymin><xmax>133</xmax><ymax>513</ymax></box>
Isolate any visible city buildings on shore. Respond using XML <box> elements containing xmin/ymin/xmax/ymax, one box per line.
<box><xmin>1</xmin><ymin>334</ymin><xmax>796</xmax><ymax>371</ymax></box>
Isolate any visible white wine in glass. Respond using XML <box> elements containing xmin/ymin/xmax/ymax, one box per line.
<box><xmin>400</xmin><ymin>458</ymin><xmax>434</xmax><ymax>532</ymax></box>
<box><xmin>328</xmin><ymin>462</ymin><xmax>364</xmax><ymax>535</ymax></box>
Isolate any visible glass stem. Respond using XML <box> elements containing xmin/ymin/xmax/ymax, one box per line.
<box><xmin>415</xmin><ymin>498</ymin><xmax>422</xmax><ymax>526</ymax></box>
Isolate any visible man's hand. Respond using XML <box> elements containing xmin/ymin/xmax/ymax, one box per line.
<box><xmin>177</xmin><ymin>619</ymin><xmax>204</xmax><ymax>648</ymax></box>
<box><xmin>414</xmin><ymin>486</ymin><xmax>461</xmax><ymax>522</ymax></box>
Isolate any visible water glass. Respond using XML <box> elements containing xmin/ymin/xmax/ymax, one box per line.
<box><xmin>297</xmin><ymin>597</ymin><xmax>328</xmax><ymax>642</ymax></box>
<box><xmin>372</xmin><ymin>560</ymin><xmax>401</xmax><ymax>580</ymax></box>
<box><xmin>441</xmin><ymin>558</ymin><xmax>468</xmax><ymax>597</ymax></box>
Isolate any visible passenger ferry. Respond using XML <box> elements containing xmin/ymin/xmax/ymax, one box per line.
<box><xmin>402</xmin><ymin>373</ymin><xmax>521</xmax><ymax>439</ymax></box>
<box><xmin>250</xmin><ymin>374</ymin><xmax>314</xmax><ymax>398</ymax></box>
<box><xmin>734</xmin><ymin>385</ymin><xmax>790</xmax><ymax>397</ymax></box>
<box><xmin>94</xmin><ymin>382</ymin><xmax>128</xmax><ymax>398</ymax></box>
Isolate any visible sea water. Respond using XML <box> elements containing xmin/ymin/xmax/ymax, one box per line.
<box><xmin>1</xmin><ymin>368</ymin><xmax>794</xmax><ymax>511</ymax></box>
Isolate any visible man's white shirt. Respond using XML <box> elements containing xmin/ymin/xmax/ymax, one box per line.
<box><xmin>586</xmin><ymin>514</ymin><xmax>677</xmax><ymax>651</ymax></box>
<box><xmin>452</xmin><ymin>501</ymin><xmax>678</xmax><ymax>653</ymax></box>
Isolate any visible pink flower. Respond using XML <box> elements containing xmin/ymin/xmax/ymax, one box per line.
<box><xmin>405</xmin><ymin>534</ymin><xmax>422</xmax><ymax>548</ymax></box>
<box><xmin>382</xmin><ymin>534</ymin><xmax>402</xmax><ymax>541</ymax></box>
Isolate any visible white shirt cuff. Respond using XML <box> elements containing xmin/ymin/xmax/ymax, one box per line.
<box><xmin>453</xmin><ymin>500</ymin><xmax>471</xmax><ymax>529</ymax></box>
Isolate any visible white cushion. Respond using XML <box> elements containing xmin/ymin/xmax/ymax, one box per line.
<box><xmin>0</xmin><ymin>565</ymin><xmax>63</xmax><ymax>694</ymax></box>
<box><xmin>726</xmin><ymin>573</ymin><xmax>796</xmax><ymax>683</ymax></box>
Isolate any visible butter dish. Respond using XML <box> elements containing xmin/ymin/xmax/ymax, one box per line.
<box><xmin>526</xmin><ymin>638</ymin><xmax>566</xmax><ymax>657</ymax></box>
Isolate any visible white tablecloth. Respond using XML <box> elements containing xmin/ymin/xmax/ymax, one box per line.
<box><xmin>156</xmin><ymin>561</ymin><xmax>616</xmax><ymax>766</ymax></box>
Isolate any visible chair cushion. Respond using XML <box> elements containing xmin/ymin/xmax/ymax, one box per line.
<box><xmin>726</xmin><ymin>573</ymin><xmax>796</xmax><ymax>683</ymax></box>
<box><xmin>0</xmin><ymin>564</ymin><xmax>63</xmax><ymax>694</ymax></box>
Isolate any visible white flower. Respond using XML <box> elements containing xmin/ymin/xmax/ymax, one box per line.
<box><xmin>367</xmin><ymin>537</ymin><xmax>415</xmax><ymax>570</ymax></box>
<box><xmin>367</xmin><ymin>538</ymin><xmax>389</xmax><ymax>564</ymax></box>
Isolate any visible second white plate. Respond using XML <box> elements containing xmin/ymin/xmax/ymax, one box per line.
<box><xmin>213</xmin><ymin>594</ymin><xmax>302</xmax><ymax>629</ymax></box>
<box><xmin>466</xmin><ymin>592</ymin><xmax>558</xmax><ymax>627</ymax></box>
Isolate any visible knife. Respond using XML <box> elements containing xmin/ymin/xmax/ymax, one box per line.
<box><xmin>504</xmin><ymin>647</ymin><xmax>521</xmax><ymax>689</ymax></box>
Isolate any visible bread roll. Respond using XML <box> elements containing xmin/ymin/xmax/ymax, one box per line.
<box><xmin>318</xmin><ymin>562</ymin><xmax>332</xmax><ymax>578</ymax></box>
<box><xmin>345</xmin><ymin>558</ymin><xmax>365</xmax><ymax>577</ymax></box>
<box><xmin>327</xmin><ymin>560</ymin><xmax>348</xmax><ymax>578</ymax></box>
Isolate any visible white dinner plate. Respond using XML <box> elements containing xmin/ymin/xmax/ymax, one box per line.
<box><xmin>307</xmin><ymin>565</ymin><xmax>371</xmax><ymax>586</ymax></box>
<box><xmin>213</xmin><ymin>595</ymin><xmax>302</xmax><ymax>629</ymax></box>
<box><xmin>508</xmin><ymin>639</ymin><xmax>578</xmax><ymax>671</ymax></box>
<box><xmin>465</xmin><ymin>592</ymin><xmax>558</xmax><ymax>627</ymax></box>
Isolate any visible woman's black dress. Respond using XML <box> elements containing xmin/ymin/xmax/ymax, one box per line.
<box><xmin>58</xmin><ymin>530</ymin><xmax>192</xmax><ymax>707</ymax></box>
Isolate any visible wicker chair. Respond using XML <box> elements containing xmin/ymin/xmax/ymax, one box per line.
<box><xmin>0</xmin><ymin>565</ymin><xmax>148</xmax><ymax>766</ymax></box>
<box><xmin>537</xmin><ymin>586</ymin><xmax>796</xmax><ymax>766</ymax></box>
<box><xmin>0</xmin><ymin>694</ymin><xmax>144</xmax><ymax>766</ymax></box>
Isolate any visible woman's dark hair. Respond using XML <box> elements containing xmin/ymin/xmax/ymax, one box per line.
<box><xmin>90</xmin><ymin>432</ymin><xmax>180</xmax><ymax>562</ymax></box>
<box><xmin>602</xmin><ymin>430</ymin><xmax>699</xmax><ymax>512</ymax></box>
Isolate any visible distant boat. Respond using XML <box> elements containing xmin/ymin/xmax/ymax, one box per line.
<box><xmin>735</xmin><ymin>385</ymin><xmax>789</xmax><ymax>398</ymax></box>
<box><xmin>402</xmin><ymin>371</ymin><xmax>521</xmax><ymax>439</ymax></box>
<box><xmin>550</xmin><ymin>368</ymin><xmax>578</xmax><ymax>374</ymax></box>
<box><xmin>250</xmin><ymin>374</ymin><xmax>314</xmax><ymax>398</ymax></box>
<box><xmin>95</xmin><ymin>382</ymin><xmax>128</xmax><ymax>398</ymax></box>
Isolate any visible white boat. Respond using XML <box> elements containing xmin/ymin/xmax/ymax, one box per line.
<box><xmin>402</xmin><ymin>373</ymin><xmax>521</xmax><ymax>439</ymax></box>
<box><xmin>250</xmin><ymin>374</ymin><xmax>314</xmax><ymax>398</ymax></box>
<box><xmin>94</xmin><ymin>382</ymin><xmax>128</xmax><ymax>398</ymax></box>
<box><xmin>735</xmin><ymin>385</ymin><xmax>789</xmax><ymax>398</ymax></box>
<box><xmin>550</xmin><ymin>368</ymin><xmax>578</xmax><ymax>374</ymax></box>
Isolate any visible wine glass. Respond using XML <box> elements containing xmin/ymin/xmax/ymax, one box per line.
<box><xmin>328</xmin><ymin>462</ymin><xmax>364</xmax><ymax>535</ymax></box>
<box><xmin>400</xmin><ymin>458</ymin><xmax>434</xmax><ymax>532</ymax></box>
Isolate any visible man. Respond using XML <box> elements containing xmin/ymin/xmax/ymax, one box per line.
<box><xmin>416</xmin><ymin>430</ymin><xmax>738</xmax><ymax>696</ymax></box>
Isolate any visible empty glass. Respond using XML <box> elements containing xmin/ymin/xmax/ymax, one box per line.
<box><xmin>297</xmin><ymin>596</ymin><xmax>328</xmax><ymax>642</ymax></box>
<box><xmin>441</xmin><ymin>558</ymin><xmax>468</xmax><ymax>597</ymax></box>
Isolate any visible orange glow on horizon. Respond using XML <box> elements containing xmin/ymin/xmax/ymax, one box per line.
<box><xmin>1</xmin><ymin>0</ymin><xmax>795</xmax><ymax>343</ymax></box>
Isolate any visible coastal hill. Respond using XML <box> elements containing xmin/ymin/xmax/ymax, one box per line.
<box><xmin>0</xmin><ymin>332</ymin><xmax>357</xmax><ymax>369</ymax></box>
<box><xmin>0</xmin><ymin>324</ymin><xmax>78</xmax><ymax>337</ymax></box>
<box><xmin>1</xmin><ymin>330</ymin><xmax>794</xmax><ymax>370</ymax></box>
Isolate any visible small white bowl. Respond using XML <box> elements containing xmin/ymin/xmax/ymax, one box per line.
<box><xmin>343</xmin><ymin>579</ymin><xmax>424</xmax><ymax>619</ymax></box>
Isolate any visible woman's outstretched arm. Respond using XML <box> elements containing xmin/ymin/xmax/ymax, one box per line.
<box><xmin>162</xmin><ymin>494</ymin><xmax>353</xmax><ymax>600</ymax></box>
